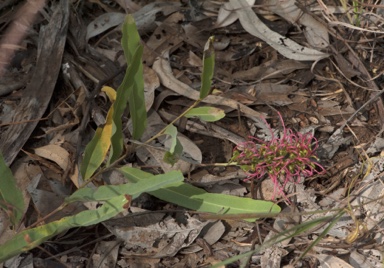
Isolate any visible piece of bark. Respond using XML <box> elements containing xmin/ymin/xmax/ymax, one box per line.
<box><xmin>0</xmin><ymin>0</ymin><xmax>69</xmax><ymax>165</ymax></box>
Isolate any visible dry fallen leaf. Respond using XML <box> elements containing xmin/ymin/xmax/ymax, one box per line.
<box><xmin>229</xmin><ymin>0</ymin><xmax>329</xmax><ymax>61</ymax></box>
<box><xmin>262</xmin><ymin>0</ymin><xmax>329</xmax><ymax>48</ymax></box>
<box><xmin>86</xmin><ymin>12</ymin><xmax>126</xmax><ymax>42</ymax></box>
<box><xmin>152</xmin><ymin>50</ymin><xmax>266</xmax><ymax>122</ymax></box>
<box><xmin>315</xmin><ymin>254</ymin><xmax>354</xmax><ymax>268</ymax></box>
<box><xmin>143</xmin><ymin>65</ymin><xmax>159</xmax><ymax>111</ymax></box>
<box><xmin>214</xmin><ymin>0</ymin><xmax>256</xmax><ymax>28</ymax></box>
<box><xmin>33</xmin><ymin>144</ymin><xmax>70</xmax><ymax>171</ymax></box>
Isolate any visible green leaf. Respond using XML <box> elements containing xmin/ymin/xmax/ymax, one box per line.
<box><xmin>185</xmin><ymin>107</ymin><xmax>225</xmax><ymax>122</ymax></box>
<box><xmin>80</xmin><ymin>104</ymin><xmax>114</xmax><ymax>181</ymax></box>
<box><xmin>65</xmin><ymin>170</ymin><xmax>183</xmax><ymax>203</ymax></box>
<box><xmin>0</xmin><ymin>172</ymin><xmax>183</xmax><ymax>263</ymax></box>
<box><xmin>109</xmin><ymin>14</ymin><xmax>147</xmax><ymax>164</ymax></box>
<box><xmin>200</xmin><ymin>36</ymin><xmax>215</xmax><ymax>99</ymax></box>
<box><xmin>163</xmin><ymin>141</ymin><xmax>183</xmax><ymax>166</ymax></box>
<box><xmin>163</xmin><ymin>125</ymin><xmax>178</xmax><ymax>154</ymax></box>
<box><xmin>0</xmin><ymin>153</ymin><xmax>24</xmax><ymax>227</ymax></box>
<box><xmin>162</xmin><ymin>124</ymin><xmax>183</xmax><ymax>166</ymax></box>
<box><xmin>120</xmin><ymin>167</ymin><xmax>280</xmax><ymax>221</ymax></box>
<box><xmin>0</xmin><ymin>195</ymin><xmax>127</xmax><ymax>263</ymax></box>
<box><xmin>122</xmin><ymin>15</ymin><xmax>146</xmax><ymax>140</ymax></box>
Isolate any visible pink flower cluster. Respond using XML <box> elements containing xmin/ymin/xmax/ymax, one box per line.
<box><xmin>232</xmin><ymin>113</ymin><xmax>325</xmax><ymax>200</ymax></box>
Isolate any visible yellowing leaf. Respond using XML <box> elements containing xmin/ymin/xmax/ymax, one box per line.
<box><xmin>80</xmin><ymin>105</ymin><xmax>114</xmax><ymax>181</ymax></box>
<box><xmin>101</xmin><ymin>86</ymin><xmax>117</xmax><ymax>102</ymax></box>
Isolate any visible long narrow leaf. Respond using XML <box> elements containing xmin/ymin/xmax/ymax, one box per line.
<box><xmin>0</xmin><ymin>172</ymin><xmax>183</xmax><ymax>262</ymax></box>
<box><xmin>65</xmin><ymin>170</ymin><xmax>183</xmax><ymax>203</ymax></box>
<box><xmin>200</xmin><ymin>36</ymin><xmax>215</xmax><ymax>99</ymax></box>
<box><xmin>120</xmin><ymin>167</ymin><xmax>280</xmax><ymax>221</ymax></box>
<box><xmin>122</xmin><ymin>15</ymin><xmax>146</xmax><ymax>139</ymax></box>
<box><xmin>80</xmin><ymin>105</ymin><xmax>114</xmax><ymax>181</ymax></box>
<box><xmin>109</xmin><ymin>15</ymin><xmax>147</xmax><ymax>163</ymax></box>
<box><xmin>0</xmin><ymin>195</ymin><xmax>127</xmax><ymax>263</ymax></box>
<box><xmin>163</xmin><ymin>125</ymin><xmax>178</xmax><ymax>154</ymax></box>
<box><xmin>0</xmin><ymin>153</ymin><xmax>24</xmax><ymax>226</ymax></box>
<box><xmin>185</xmin><ymin>106</ymin><xmax>225</xmax><ymax>122</ymax></box>
<box><xmin>163</xmin><ymin>124</ymin><xmax>183</xmax><ymax>165</ymax></box>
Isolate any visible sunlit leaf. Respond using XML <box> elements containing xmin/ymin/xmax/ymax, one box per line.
<box><xmin>185</xmin><ymin>106</ymin><xmax>225</xmax><ymax>122</ymax></box>
<box><xmin>66</xmin><ymin>170</ymin><xmax>183</xmax><ymax>203</ymax></box>
<box><xmin>0</xmin><ymin>171</ymin><xmax>183</xmax><ymax>262</ymax></box>
<box><xmin>120</xmin><ymin>167</ymin><xmax>280</xmax><ymax>221</ymax></box>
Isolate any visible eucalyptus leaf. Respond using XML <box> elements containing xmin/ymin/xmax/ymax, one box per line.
<box><xmin>200</xmin><ymin>36</ymin><xmax>215</xmax><ymax>99</ymax></box>
<box><xmin>185</xmin><ymin>106</ymin><xmax>225</xmax><ymax>122</ymax></box>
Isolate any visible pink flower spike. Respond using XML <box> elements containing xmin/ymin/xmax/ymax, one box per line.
<box><xmin>232</xmin><ymin>112</ymin><xmax>325</xmax><ymax>201</ymax></box>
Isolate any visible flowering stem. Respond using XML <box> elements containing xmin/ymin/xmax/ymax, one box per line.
<box><xmin>231</xmin><ymin>112</ymin><xmax>325</xmax><ymax>200</ymax></box>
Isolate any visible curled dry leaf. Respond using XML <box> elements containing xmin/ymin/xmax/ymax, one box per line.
<box><xmin>152</xmin><ymin>50</ymin><xmax>266</xmax><ymax>123</ymax></box>
<box><xmin>315</xmin><ymin>254</ymin><xmax>354</xmax><ymax>268</ymax></box>
<box><xmin>86</xmin><ymin>3</ymin><xmax>181</xmax><ymax>43</ymax></box>
<box><xmin>33</xmin><ymin>144</ymin><xmax>70</xmax><ymax>171</ymax></box>
<box><xmin>228</xmin><ymin>0</ymin><xmax>329</xmax><ymax>61</ymax></box>
<box><xmin>86</xmin><ymin>12</ymin><xmax>126</xmax><ymax>42</ymax></box>
<box><xmin>214</xmin><ymin>0</ymin><xmax>256</xmax><ymax>28</ymax></box>
<box><xmin>143</xmin><ymin>65</ymin><xmax>159</xmax><ymax>111</ymax></box>
<box><xmin>158</xmin><ymin>108</ymin><xmax>246</xmax><ymax>146</ymax></box>
<box><xmin>262</xmin><ymin>0</ymin><xmax>329</xmax><ymax>48</ymax></box>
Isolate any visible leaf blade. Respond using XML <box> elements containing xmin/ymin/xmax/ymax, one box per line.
<box><xmin>0</xmin><ymin>172</ymin><xmax>183</xmax><ymax>262</ymax></box>
<box><xmin>120</xmin><ymin>167</ymin><xmax>280</xmax><ymax>221</ymax></box>
<box><xmin>109</xmin><ymin>14</ymin><xmax>147</xmax><ymax>163</ymax></box>
<box><xmin>80</xmin><ymin>105</ymin><xmax>114</xmax><ymax>181</ymax></box>
<box><xmin>0</xmin><ymin>153</ymin><xmax>24</xmax><ymax>226</ymax></box>
<box><xmin>185</xmin><ymin>106</ymin><xmax>225</xmax><ymax>122</ymax></box>
<box><xmin>200</xmin><ymin>36</ymin><xmax>215</xmax><ymax>99</ymax></box>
